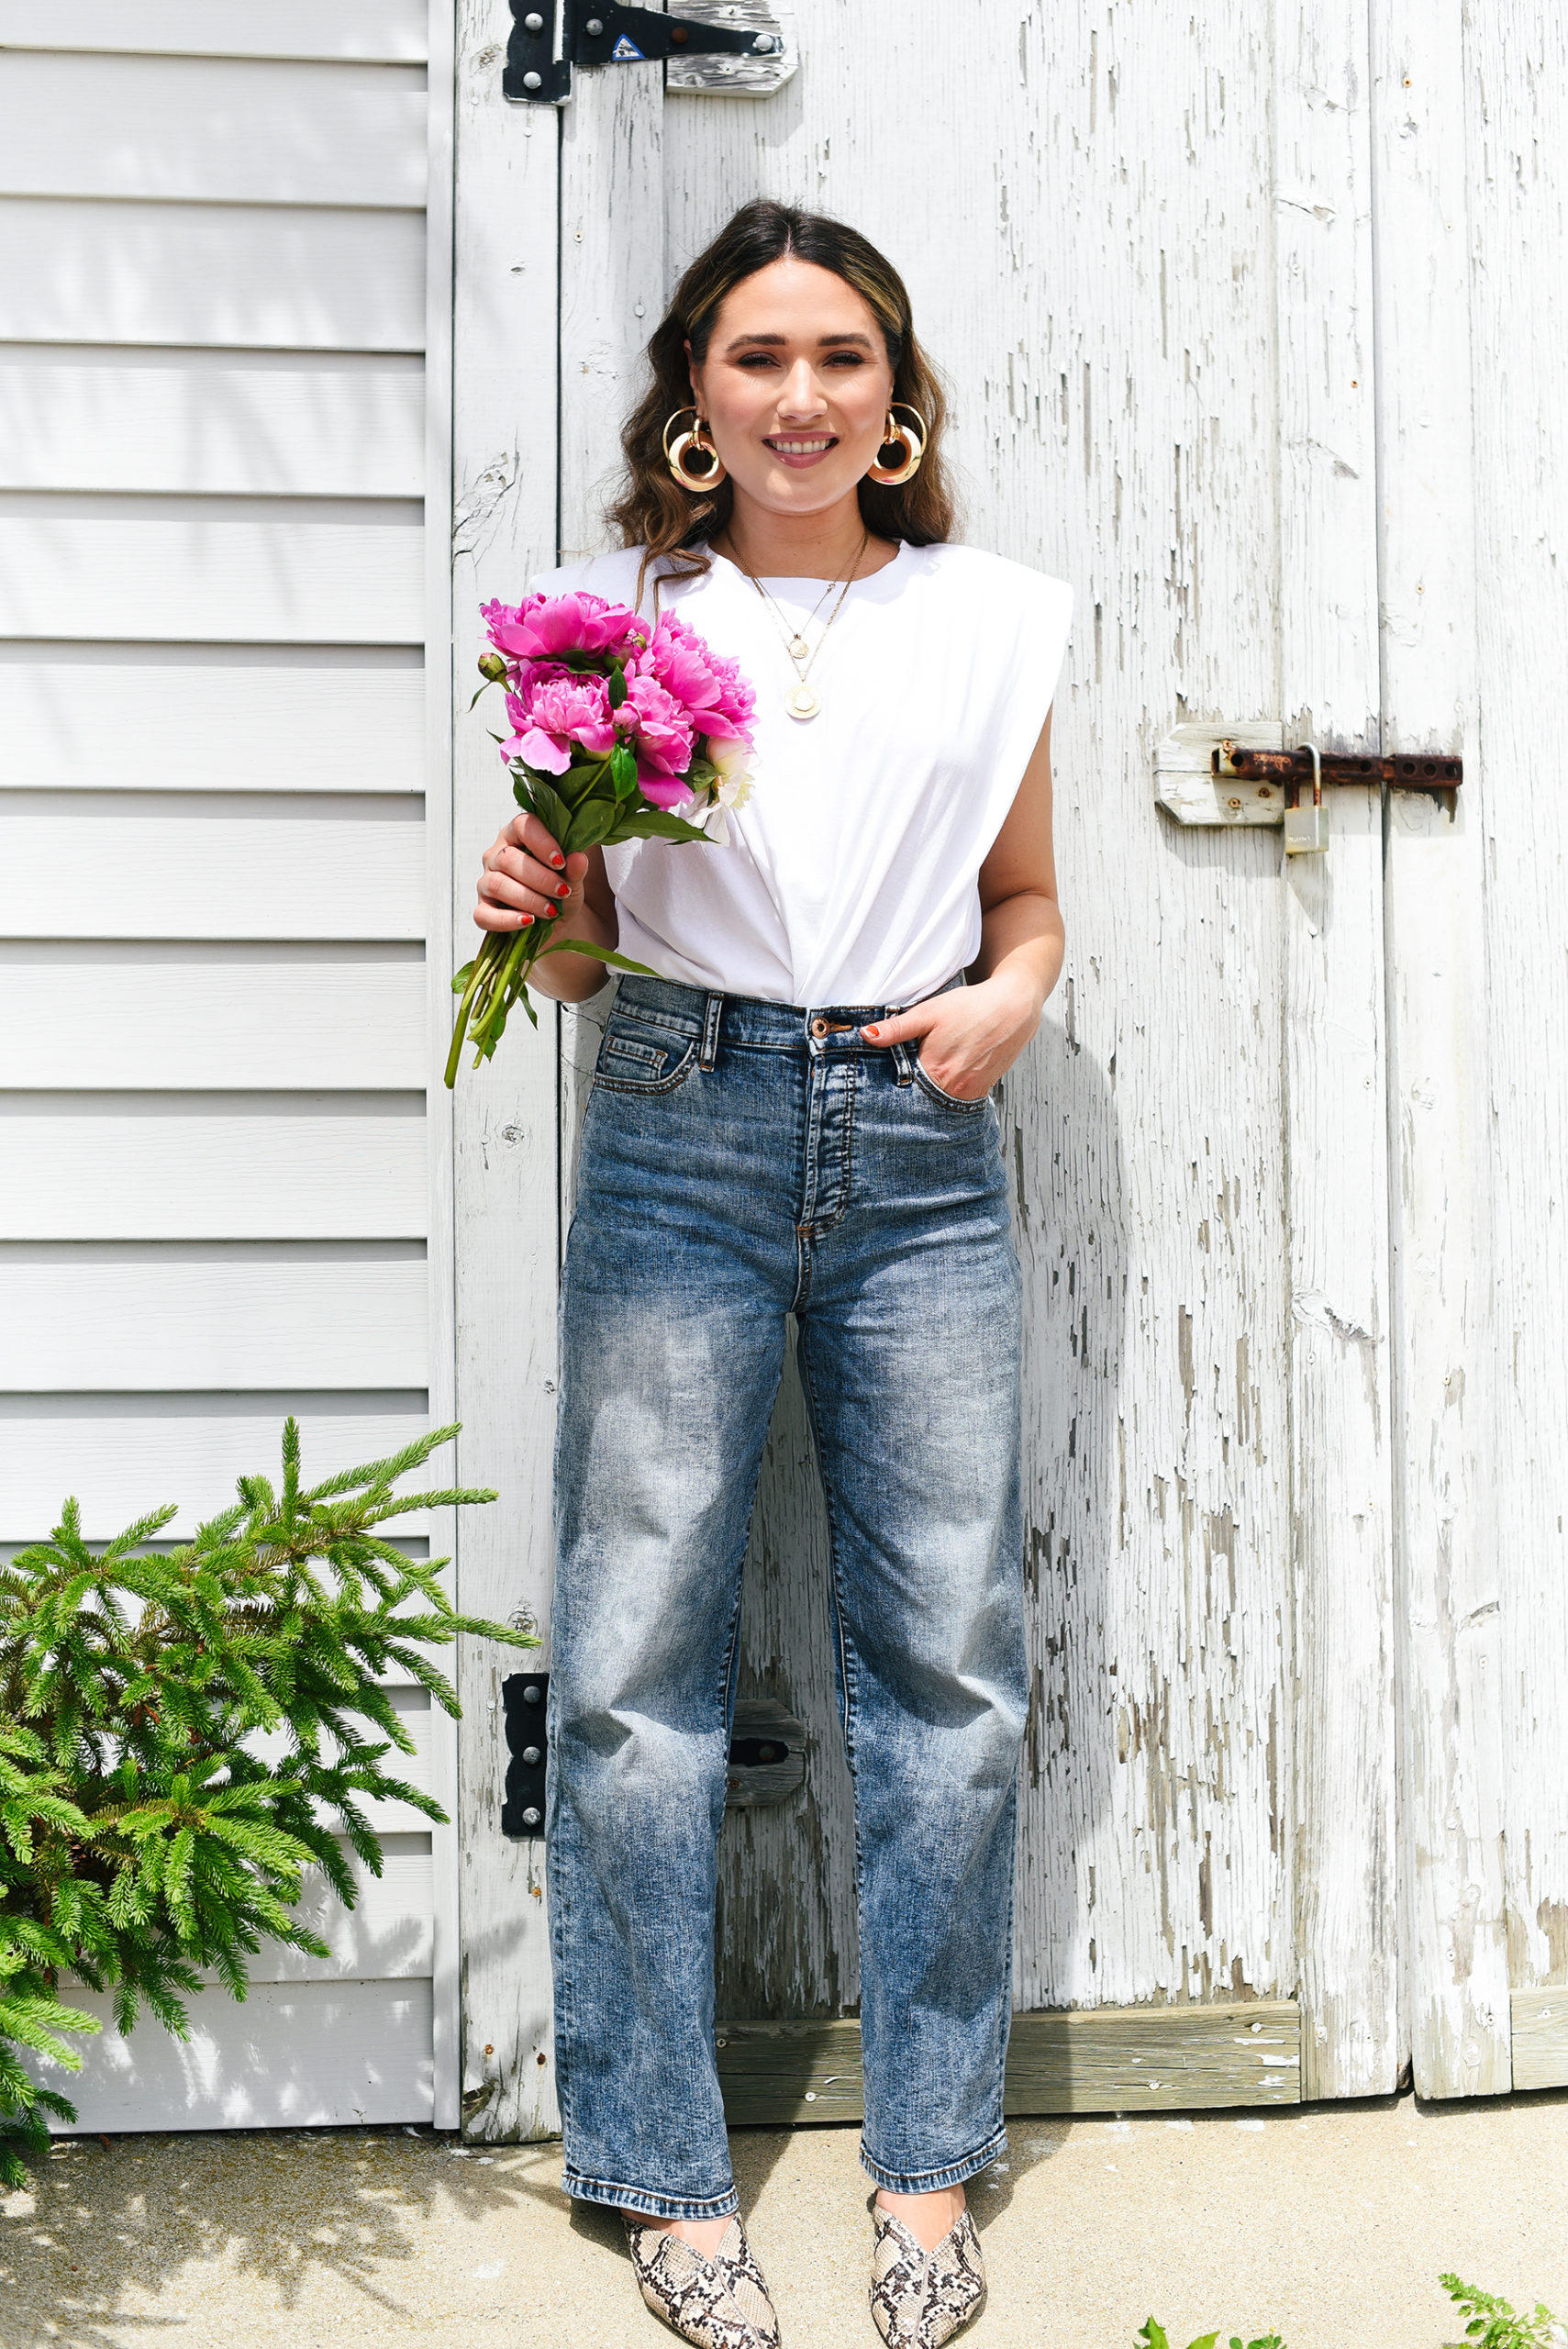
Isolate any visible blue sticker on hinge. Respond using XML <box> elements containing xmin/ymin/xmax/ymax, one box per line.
<box><xmin>610</xmin><ymin>33</ymin><xmax>645</xmax><ymax>56</ymax></box>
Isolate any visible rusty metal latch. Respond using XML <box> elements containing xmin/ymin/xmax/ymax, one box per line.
<box><xmin>1216</xmin><ymin>742</ymin><xmax>1463</xmax><ymax>792</ymax></box>
<box><xmin>1154</xmin><ymin>722</ymin><xmax>1463</xmax><ymax>833</ymax></box>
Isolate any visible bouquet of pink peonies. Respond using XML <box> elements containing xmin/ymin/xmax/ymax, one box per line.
<box><xmin>445</xmin><ymin>588</ymin><xmax>756</xmax><ymax>1087</ymax></box>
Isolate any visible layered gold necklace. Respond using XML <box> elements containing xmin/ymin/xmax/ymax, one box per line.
<box><xmin>725</xmin><ymin>529</ymin><xmax>869</xmax><ymax>720</ymax></box>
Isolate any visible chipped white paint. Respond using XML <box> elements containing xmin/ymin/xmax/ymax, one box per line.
<box><xmin>1154</xmin><ymin>721</ymin><xmax>1286</xmax><ymax>829</ymax></box>
<box><xmin>1373</xmin><ymin>0</ymin><xmax>1510</xmax><ymax>2098</ymax></box>
<box><xmin>1473</xmin><ymin>4</ymin><xmax>1568</xmax><ymax>2035</ymax></box>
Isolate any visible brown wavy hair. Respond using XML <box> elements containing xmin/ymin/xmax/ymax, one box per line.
<box><xmin>608</xmin><ymin>200</ymin><xmax>955</xmax><ymax>587</ymax></box>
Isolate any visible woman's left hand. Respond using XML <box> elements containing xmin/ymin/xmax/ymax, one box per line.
<box><xmin>863</xmin><ymin>970</ymin><xmax>1044</xmax><ymax>1102</ymax></box>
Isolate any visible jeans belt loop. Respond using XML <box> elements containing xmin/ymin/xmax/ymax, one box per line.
<box><xmin>891</xmin><ymin>1041</ymin><xmax>913</xmax><ymax>1085</ymax></box>
<box><xmin>698</xmin><ymin>990</ymin><xmax>723</xmax><ymax>1072</ymax></box>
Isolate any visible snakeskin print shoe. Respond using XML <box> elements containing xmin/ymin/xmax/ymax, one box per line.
<box><xmin>622</xmin><ymin>2214</ymin><xmax>781</xmax><ymax>2348</ymax></box>
<box><xmin>868</xmin><ymin>2203</ymin><xmax>986</xmax><ymax>2347</ymax></box>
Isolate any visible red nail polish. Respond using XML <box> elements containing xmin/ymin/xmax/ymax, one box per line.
<box><xmin>546</xmin><ymin>903</ymin><xmax>560</xmax><ymax>916</ymax></box>
<box><xmin>556</xmin><ymin>881</ymin><xmax>570</xmax><ymax>896</ymax></box>
<box><xmin>520</xmin><ymin>913</ymin><xmax>533</xmax><ymax>926</ymax></box>
<box><xmin>550</xmin><ymin>852</ymin><xmax>565</xmax><ymax>869</ymax></box>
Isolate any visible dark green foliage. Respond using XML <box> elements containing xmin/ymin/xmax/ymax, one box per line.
<box><xmin>0</xmin><ymin>1419</ymin><xmax>524</xmax><ymax>2187</ymax></box>
<box><xmin>1440</xmin><ymin>2275</ymin><xmax>1566</xmax><ymax>2348</ymax></box>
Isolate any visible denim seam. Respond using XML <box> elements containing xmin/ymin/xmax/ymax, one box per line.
<box><xmin>562</xmin><ymin>2168</ymin><xmax>740</xmax><ymax>2221</ymax></box>
<box><xmin>858</xmin><ymin>2121</ymin><xmax>1010</xmax><ymax>2198</ymax></box>
<box><xmin>592</xmin><ymin>1048</ymin><xmax>698</xmax><ymax>1097</ymax></box>
<box><xmin>912</xmin><ymin>1059</ymin><xmax>990</xmax><ymax>1115</ymax></box>
<box><xmin>795</xmin><ymin>1336</ymin><xmax>861</xmax><ymax>1776</ymax></box>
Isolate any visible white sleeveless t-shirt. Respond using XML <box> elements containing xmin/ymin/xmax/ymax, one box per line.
<box><xmin>526</xmin><ymin>540</ymin><xmax>1073</xmax><ymax>1008</ymax></box>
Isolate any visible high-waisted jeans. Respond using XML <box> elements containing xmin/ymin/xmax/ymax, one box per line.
<box><xmin>547</xmin><ymin>974</ymin><xmax>1027</xmax><ymax>2220</ymax></box>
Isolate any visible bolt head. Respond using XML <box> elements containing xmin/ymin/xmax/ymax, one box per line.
<box><xmin>752</xmin><ymin>30</ymin><xmax>782</xmax><ymax>50</ymax></box>
<box><xmin>522</xmin><ymin>1744</ymin><xmax>541</xmax><ymax>1765</ymax></box>
<box><xmin>521</xmin><ymin>1806</ymin><xmax>541</xmax><ymax>1828</ymax></box>
<box><xmin>523</xmin><ymin>1684</ymin><xmax>541</xmax><ymax>1702</ymax></box>
<box><xmin>522</xmin><ymin>68</ymin><xmax>542</xmax><ymax>87</ymax></box>
<box><xmin>585</xmin><ymin>15</ymin><xmax>604</xmax><ymax>30</ymax></box>
<box><xmin>523</xmin><ymin>9</ymin><xmax>544</xmax><ymax>27</ymax></box>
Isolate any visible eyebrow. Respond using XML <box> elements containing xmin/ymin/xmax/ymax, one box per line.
<box><xmin>719</xmin><ymin>330</ymin><xmax>876</xmax><ymax>352</ymax></box>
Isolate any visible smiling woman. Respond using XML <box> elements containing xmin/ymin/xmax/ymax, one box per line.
<box><xmin>609</xmin><ymin>201</ymin><xmax>954</xmax><ymax>588</ymax></box>
<box><xmin>468</xmin><ymin>199</ymin><xmax>1072</xmax><ymax>2349</ymax></box>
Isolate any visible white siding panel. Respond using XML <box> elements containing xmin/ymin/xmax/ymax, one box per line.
<box><xmin>0</xmin><ymin>351</ymin><xmax>425</xmax><ymax>497</ymax></box>
<box><xmin>39</xmin><ymin>1978</ymin><xmax>435</xmax><ymax>2131</ymax></box>
<box><xmin>0</xmin><ymin>56</ymin><xmax>428</xmax><ymax>209</ymax></box>
<box><xmin>0</xmin><ymin>1389</ymin><xmax>428</xmax><ymax>1539</ymax></box>
<box><xmin>0</xmin><ymin>497</ymin><xmax>425</xmax><ymax>645</ymax></box>
<box><xmin>0</xmin><ymin>1</ymin><xmax>428</xmax><ymax>61</ymax></box>
<box><xmin>0</xmin><ymin>200</ymin><xmax>426</xmax><ymax>351</ymax></box>
<box><xmin>0</xmin><ymin>796</ymin><xmax>424</xmax><ymax>941</ymax></box>
<box><xmin>197</xmin><ymin>1839</ymin><xmax>435</xmax><ymax>1986</ymax></box>
<box><xmin>0</xmin><ymin>1095</ymin><xmax>427</xmax><ymax>1239</ymax></box>
<box><xmin>0</xmin><ymin>945</ymin><xmax>427</xmax><ymax>1089</ymax></box>
<box><xmin>0</xmin><ymin>1241</ymin><xmax>428</xmax><ymax>1391</ymax></box>
<box><xmin>0</xmin><ymin>651</ymin><xmax>425</xmax><ymax>795</ymax></box>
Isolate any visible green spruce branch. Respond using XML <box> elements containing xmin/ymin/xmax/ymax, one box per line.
<box><xmin>0</xmin><ymin>1418</ymin><xmax>523</xmax><ymax>2187</ymax></box>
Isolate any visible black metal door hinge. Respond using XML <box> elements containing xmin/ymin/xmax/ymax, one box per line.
<box><xmin>500</xmin><ymin>1670</ymin><xmax>548</xmax><ymax>1838</ymax></box>
<box><xmin>506</xmin><ymin>0</ymin><xmax>784</xmax><ymax>105</ymax></box>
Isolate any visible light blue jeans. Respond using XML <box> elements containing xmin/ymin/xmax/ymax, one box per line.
<box><xmin>547</xmin><ymin>974</ymin><xmax>1027</xmax><ymax>2220</ymax></box>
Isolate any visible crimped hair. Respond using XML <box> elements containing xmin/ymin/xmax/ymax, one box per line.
<box><xmin>608</xmin><ymin>199</ymin><xmax>955</xmax><ymax>588</ymax></box>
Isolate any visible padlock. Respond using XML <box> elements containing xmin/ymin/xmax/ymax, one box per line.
<box><xmin>1283</xmin><ymin>741</ymin><xmax>1329</xmax><ymax>854</ymax></box>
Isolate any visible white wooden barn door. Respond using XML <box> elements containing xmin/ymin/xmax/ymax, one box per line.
<box><xmin>1</xmin><ymin>3</ymin><xmax>460</xmax><ymax>2132</ymax></box>
<box><xmin>450</xmin><ymin>0</ymin><xmax>1565</xmax><ymax>2135</ymax></box>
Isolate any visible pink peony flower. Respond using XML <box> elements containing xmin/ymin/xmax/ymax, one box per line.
<box><xmin>501</xmin><ymin>672</ymin><xmax>617</xmax><ymax>774</ymax></box>
<box><xmin>632</xmin><ymin>613</ymin><xmax>757</xmax><ymax>745</ymax></box>
<box><xmin>615</xmin><ymin>671</ymin><xmax>695</xmax><ymax>802</ymax></box>
<box><xmin>482</xmin><ymin>590</ymin><xmax>645</xmax><ymax>670</ymax></box>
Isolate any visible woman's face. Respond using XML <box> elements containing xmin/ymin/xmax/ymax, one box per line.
<box><xmin>687</xmin><ymin>257</ymin><xmax>895</xmax><ymax>518</ymax></box>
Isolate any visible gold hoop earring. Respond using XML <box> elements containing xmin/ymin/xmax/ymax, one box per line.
<box><xmin>866</xmin><ymin>404</ymin><xmax>927</xmax><ymax>486</ymax></box>
<box><xmin>663</xmin><ymin>406</ymin><xmax>727</xmax><ymax>493</ymax></box>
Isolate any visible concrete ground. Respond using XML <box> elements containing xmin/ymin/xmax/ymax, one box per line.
<box><xmin>4</xmin><ymin>2088</ymin><xmax>1565</xmax><ymax>2349</ymax></box>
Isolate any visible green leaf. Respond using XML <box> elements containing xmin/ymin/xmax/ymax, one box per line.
<box><xmin>606</xmin><ymin>659</ymin><xmax>628</xmax><ymax>708</ymax></box>
<box><xmin>534</xmin><ymin>941</ymin><xmax>658</xmax><ymax>978</ymax></box>
<box><xmin>610</xmin><ymin>743</ymin><xmax>639</xmax><ymax>800</ymax></box>
<box><xmin>614</xmin><ymin>807</ymin><xmax>713</xmax><ymax>844</ymax></box>
<box><xmin>528</xmin><ymin>775</ymin><xmax>572</xmax><ymax>848</ymax></box>
<box><xmin>1137</xmin><ymin>2326</ymin><xmax>1170</xmax><ymax>2349</ymax></box>
<box><xmin>564</xmin><ymin>795</ymin><xmax>622</xmax><ymax>853</ymax></box>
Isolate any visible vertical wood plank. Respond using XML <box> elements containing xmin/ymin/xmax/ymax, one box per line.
<box><xmin>1273</xmin><ymin>0</ymin><xmax>1399</xmax><ymax>2099</ymax></box>
<box><xmin>1373</xmin><ymin>0</ymin><xmax>1509</xmax><ymax>2097</ymax></box>
<box><xmin>424</xmin><ymin>0</ymin><xmax>462</xmax><ymax>2133</ymax></box>
<box><xmin>1465</xmin><ymin>4</ymin><xmax>1568</xmax><ymax>2012</ymax></box>
<box><xmin>450</xmin><ymin>0</ymin><xmax>564</xmax><ymax>2143</ymax></box>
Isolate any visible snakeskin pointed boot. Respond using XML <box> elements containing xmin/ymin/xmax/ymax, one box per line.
<box><xmin>623</xmin><ymin>2214</ymin><xmax>781</xmax><ymax>2349</ymax></box>
<box><xmin>868</xmin><ymin>2203</ymin><xmax>987</xmax><ymax>2347</ymax></box>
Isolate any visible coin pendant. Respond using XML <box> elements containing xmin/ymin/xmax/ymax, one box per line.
<box><xmin>785</xmin><ymin>684</ymin><xmax>820</xmax><ymax>719</ymax></box>
<box><xmin>787</xmin><ymin>635</ymin><xmax>809</xmax><ymax>659</ymax></box>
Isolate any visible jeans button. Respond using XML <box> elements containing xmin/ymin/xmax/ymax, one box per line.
<box><xmin>810</xmin><ymin>1018</ymin><xmax>828</xmax><ymax>1037</ymax></box>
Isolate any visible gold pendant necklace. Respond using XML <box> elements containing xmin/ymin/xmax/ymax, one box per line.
<box><xmin>731</xmin><ymin>531</ymin><xmax>869</xmax><ymax>720</ymax></box>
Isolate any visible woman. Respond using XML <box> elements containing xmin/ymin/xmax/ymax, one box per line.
<box><xmin>473</xmin><ymin>201</ymin><xmax>1072</xmax><ymax>2349</ymax></box>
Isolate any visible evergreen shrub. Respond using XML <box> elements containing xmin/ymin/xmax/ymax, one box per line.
<box><xmin>0</xmin><ymin>1418</ymin><xmax>524</xmax><ymax>2185</ymax></box>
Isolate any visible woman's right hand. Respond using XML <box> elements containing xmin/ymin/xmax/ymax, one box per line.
<box><xmin>474</xmin><ymin>811</ymin><xmax>590</xmax><ymax>935</ymax></box>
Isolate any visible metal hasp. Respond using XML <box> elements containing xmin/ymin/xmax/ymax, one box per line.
<box><xmin>500</xmin><ymin>1670</ymin><xmax>548</xmax><ymax>1838</ymax></box>
<box><xmin>506</xmin><ymin>0</ymin><xmax>789</xmax><ymax>105</ymax></box>
<box><xmin>1216</xmin><ymin>743</ymin><xmax>1463</xmax><ymax>793</ymax></box>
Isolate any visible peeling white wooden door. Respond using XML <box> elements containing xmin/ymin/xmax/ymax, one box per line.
<box><xmin>451</xmin><ymin>0</ymin><xmax>1567</xmax><ymax>2132</ymax></box>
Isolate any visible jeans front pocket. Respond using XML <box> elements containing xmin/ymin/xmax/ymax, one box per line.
<box><xmin>594</xmin><ymin>1009</ymin><xmax>699</xmax><ymax>1095</ymax></box>
<box><xmin>912</xmin><ymin>1055</ymin><xmax>992</xmax><ymax>1115</ymax></box>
